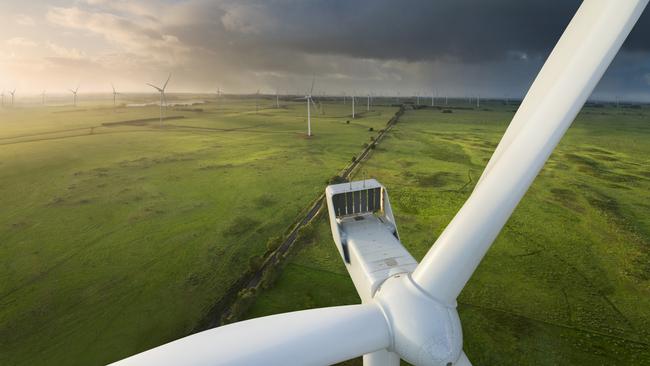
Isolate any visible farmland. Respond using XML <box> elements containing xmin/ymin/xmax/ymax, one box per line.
<box><xmin>246</xmin><ymin>104</ymin><xmax>650</xmax><ymax>365</ymax></box>
<box><xmin>0</xmin><ymin>96</ymin><xmax>397</xmax><ymax>365</ymax></box>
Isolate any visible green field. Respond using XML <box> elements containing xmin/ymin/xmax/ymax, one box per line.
<box><xmin>0</xmin><ymin>97</ymin><xmax>397</xmax><ymax>365</ymax></box>
<box><xmin>246</xmin><ymin>104</ymin><xmax>650</xmax><ymax>365</ymax></box>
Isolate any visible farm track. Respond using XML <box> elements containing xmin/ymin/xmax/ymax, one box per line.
<box><xmin>0</xmin><ymin>119</ymin><xmax>300</xmax><ymax>146</ymax></box>
<box><xmin>196</xmin><ymin>105</ymin><xmax>407</xmax><ymax>330</ymax></box>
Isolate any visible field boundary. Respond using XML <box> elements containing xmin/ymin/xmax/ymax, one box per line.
<box><xmin>194</xmin><ymin>104</ymin><xmax>407</xmax><ymax>330</ymax></box>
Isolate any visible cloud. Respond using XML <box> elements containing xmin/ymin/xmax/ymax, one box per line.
<box><xmin>6</xmin><ymin>37</ymin><xmax>38</xmax><ymax>47</ymax></box>
<box><xmin>15</xmin><ymin>14</ymin><xmax>35</xmax><ymax>26</ymax></box>
<box><xmin>46</xmin><ymin>6</ymin><xmax>190</xmax><ymax>66</ymax></box>
<box><xmin>46</xmin><ymin>42</ymin><xmax>86</xmax><ymax>59</ymax></box>
<box><xmin>1</xmin><ymin>0</ymin><xmax>649</xmax><ymax>99</ymax></box>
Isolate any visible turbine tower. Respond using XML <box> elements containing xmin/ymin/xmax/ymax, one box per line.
<box><xmin>352</xmin><ymin>93</ymin><xmax>356</xmax><ymax>119</ymax></box>
<box><xmin>147</xmin><ymin>73</ymin><xmax>171</xmax><ymax>125</ymax></box>
<box><xmin>367</xmin><ymin>94</ymin><xmax>370</xmax><ymax>111</ymax></box>
<box><xmin>1</xmin><ymin>90</ymin><xmax>5</xmax><ymax>107</ymax></box>
<box><xmin>108</xmin><ymin>1</ymin><xmax>650</xmax><ymax>365</ymax></box>
<box><xmin>300</xmin><ymin>76</ymin><xmax>317</xmax><ymax>137</ymax></box>
<box><xmin>10</xmin><ymin>89</ymin><xmax>16</xmax><ymax>106</ymax></box>
<box><xmin>69</xmin><ymin>86</ymin><xmax>79</xmax><ymax>107</ymax></box>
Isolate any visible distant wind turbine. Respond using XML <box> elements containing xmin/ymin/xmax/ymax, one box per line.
<box><xmin>352</xmin><ymin>93</ymin><xmax>356</xmax><ymax>119</ymax></box>
<box><xmin>1</xmin><ymin>90</ymin><xmax>5</xmax><ymax>107</ymax></box>
<box><xmin>10</xmin><ymin>89</ymin><xmax>16</xmax><ymax>106</ymax></box>
<box><xmin>147</xmin><ymin>73</ymin><xmax>171</xmax><ymax>125</ymax></box>
<box><xmin>69</xmin><ymin>86</ymin><xmax>79</xmax><ymax>107</ymax></box>
<box><xmin>367</xmin><ymin>94</ymin><xmax>370</xmax><ymax>111</ymax></box>
<box><xmin>299</xmin><ymin>76</ymin><xmax>317</xmax><ymax>136</ymax></box>
<box><xmin>215</xmin><ymin>88</ymin><xmax>222</xmax><ymax>108</ymax></box>
<box><xmin>276</xmin><ymin>89</ymin><xmax>280</xmax><ymax>108</ymax></box>
<box><xmin>111</xmin><ymin>84</ymin><xmax>121</xmax><ymax>107</ymax></box>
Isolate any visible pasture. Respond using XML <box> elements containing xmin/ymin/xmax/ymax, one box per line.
<box><xmin>246</xmin><ymin>104</ymin><xmax>650</xmax><ymax>365</ymax></box>
<box><xmin>0</xmin><ymin>96</ymin><xmax>397</xmax><ymax>365</ymax></box>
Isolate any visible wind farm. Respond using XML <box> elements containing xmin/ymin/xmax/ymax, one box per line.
<box><xmin>1</xmin><ymin>1</ymin><xmax>650</xmax><ymax>366</ymax></box>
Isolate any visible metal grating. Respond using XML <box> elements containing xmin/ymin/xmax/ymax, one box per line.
<box><xmin>332</xmin><ymin>187</ymin><xmax>382</xmax><ymax>217</ymax></box>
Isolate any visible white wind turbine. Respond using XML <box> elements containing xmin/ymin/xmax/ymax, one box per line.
<box><xmin>1</xmin><ymin>90</ymin><xmax>5</xmax><ymax>107</ymax></box>
<box><xmin>215</xmin><ymin>88</ymin><xmax>223</xmax><ymax>108</ymax></box>
<box><xmin>352</xmin><ymin>92</ymin><xmax>356</xmax><ymax>119</ymax></box>
<box><xmin>147</xmin><ymin>73</ymin><xmax>171</xmax><ymax>125</ymax></box>
<box><xmin>112</xmin><ymin>1</ymin><xmax>647</xmax><ymax>365</ymax></box>
<box><xmin>10</xmin><ymin>89</ymin><xmax>16</xmax><ymax>106</ymax></box>
<box><xmin>299</xmin><ymin>76</ymin><xmax>317</xmax><ymax>136</ymax></box>
<box><xmin>111</xmin><ymin>84</ymin><xmax>120</xmax><ymax>107</ymax></box>
<box><xmin>69</xmin><ymin>86</ymin><xmax>79</xmax><ymax>107</ymax></box>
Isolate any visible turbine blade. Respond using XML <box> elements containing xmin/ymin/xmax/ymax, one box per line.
<box><xmin>110</xmin><ymin>304</ymin><xmax>390</xmax><ymax>366</ymax></box>
<box><xmin>411</xmin><ymin>0</ymin><xmax>648</xmax><ymax>303</ymax></box>
<box><xmin>146</xmin><ymin>83</ymin><xmax>163</xmax><ymax>92</ymax></box>
<box><xmin>163</xmin><ymin>73</ymin><xmax>171</xmax><ymax>90</ymax></box>
<box><xmin>309</xmin><ymin>74</ymin><xmax>316</xmax><ymax>95</ymax></box>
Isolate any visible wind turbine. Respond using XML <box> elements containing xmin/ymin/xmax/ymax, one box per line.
<box><xmin>352</xmin><ymin>92</ymin><xmax>356</xmax><ymax>119</ymax></box>
<box><xmin>69</xmin><ymin>86</ymin><xmax>79</xmax><ymax>107</ymax></box>
<box><xmin>147</xmin><ymin>73</ymin><xmax>171</xmax><ymax>125</ymax></box>
<box><xmin>10</xmin><ymin>89</ymin><xmax>16</xmax><ymax>106</ymax></box>
<box><xmin>276</xmin><ymin>89</ymin><xmax>280</xmax><ymax>108</ymax></box>
<box><xmin>476</xmin><ymin>95</ymin><xmax>480</xmax><ymax>108</ymax></box>
<box><xmin>111</xmin><ymin>84</ymin><xmax>120</xmax><ymax>107</ymax></box>
<box><xmin>299</xmin><ymin>77</ymin><xmax>317</xmax><ymax>136</ymax></box>
<box><xmin>111</xmin><ymin>1</ymin><xmax>648</xmax><ymax>365</ymax></box>
<box><xmin>215</xmin><ymin>88</ymin><xmax>222</xmax><ymax>108</ymax></box>
<box><xmin>367</xmin><ymin>94</ymin><xmax>370</xmax><ymax>111</ymax></box>
<box><xmin>1</xmin><ymin>90</ymin><xmax>5</xmax><ymax>107</ymax></box>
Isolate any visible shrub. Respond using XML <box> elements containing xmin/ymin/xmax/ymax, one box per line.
<box><xmin>328</xmin><ymin>175</ymin><xmax>348</xmax><ymax>185</ymax></box>
<box><xmin>368</xmin><ymin>127</ymin><xmax>374</xmax><ymax>131</ymax></box>
<box><xmin>248</xmin><ymin>255</ymin><xmax>264</xmax><ymax>272</ymax></box>
<box><xmin>265</xmin><ymin>235</ymin><xmax>283</xmax><ymax>253</ymax></box>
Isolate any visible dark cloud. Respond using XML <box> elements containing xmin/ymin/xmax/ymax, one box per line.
<box><xmin>185</xmin><ymin>0</ymin><xmax>649</xmax><ymax>63</ymax></box>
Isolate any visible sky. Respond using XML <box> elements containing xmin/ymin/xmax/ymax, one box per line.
<box><xmin>0</xmin><ymin>0</ymin><xmax>649</xmax><ymax>101</ymax></box>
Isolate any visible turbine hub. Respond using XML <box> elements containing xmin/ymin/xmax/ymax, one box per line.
<box><xmin>374</xmin><ymin>274</ymin><xmax>462</xmax><ymax>366</ymax></box>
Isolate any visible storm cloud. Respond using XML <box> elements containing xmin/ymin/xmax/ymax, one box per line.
<box><xmin>1</xmin><ymin>0</ymin><xmax>649</xmax><ymax>100</ymax></box>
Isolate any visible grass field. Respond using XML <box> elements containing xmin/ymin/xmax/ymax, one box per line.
<box><xmin>246</xmin><ymin>103</ymin><xmax>650</xmax><ymax>365</ymax></box>
<box><xmin>0</xmin><ymin>96</ymin><xmax>397</xmax><ymax>365</ymax></box>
